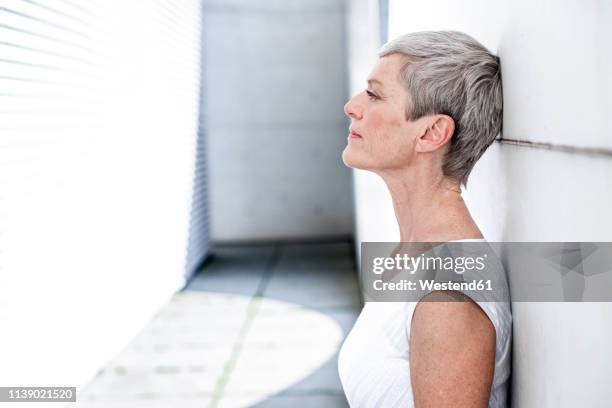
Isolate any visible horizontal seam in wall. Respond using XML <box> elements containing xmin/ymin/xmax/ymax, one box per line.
<box><xmin>497</xmin><ymin>138</ymin><xmax>612</xmax><ymax>158</ymax></box>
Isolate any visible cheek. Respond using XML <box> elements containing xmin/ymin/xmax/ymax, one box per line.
<box><xmin>367</xmin><ymin>110</ymin><xmax>410</xmax><ymax>151</ymax></box>
<box><xmin>370</xmin><ymin>116</ymin><xmax>418</xmax><ymax>169</ymax></box>
<box><xmin>344</xmin><ymin>106</ymin><xmax>416</xmax><ymax>170</ymax></box>
<box><xmin>364</xmin><ymin>110</ymin><xmax>392</xmax><ymax>142</ymax></box>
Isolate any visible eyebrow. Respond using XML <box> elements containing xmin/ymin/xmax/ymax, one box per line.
<box><xmin>367</xmin><ymin>78</ymin><xmax>384</xmax><ymax>89</ymax></box>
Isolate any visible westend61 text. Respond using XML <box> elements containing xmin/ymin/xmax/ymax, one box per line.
<box><xmin>373</xmin><ymin>279</ymin><xmax>493</xmax><ymax>291</ymax></box>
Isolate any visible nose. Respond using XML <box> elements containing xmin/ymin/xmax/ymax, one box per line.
<box><xmin>344</xmin><ymin>94</ymin><xmax>362</xmax><ymax>120</ymax></box>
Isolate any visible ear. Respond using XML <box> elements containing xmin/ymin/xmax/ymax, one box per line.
<box><xmin>415</xmin><ymin>114</ymin><xmax>455</xmax><ymax>153</ymax></box>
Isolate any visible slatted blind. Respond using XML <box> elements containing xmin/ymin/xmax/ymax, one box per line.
<box><xmin>0</xmin><ymin>0</ymin><xmax>208</xmax><ymax>385</ymax></box>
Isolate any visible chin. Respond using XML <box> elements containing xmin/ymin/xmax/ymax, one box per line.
<box><xmin>342</xmin><ymin>147</ymin><xmax>373</xmax><ymax>170</ymax></box>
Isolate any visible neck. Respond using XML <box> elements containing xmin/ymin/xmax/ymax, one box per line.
<box><xmin>378</xmin><ymin>167</ymin><xmax>483</xmax><ymax>243</ymax></box>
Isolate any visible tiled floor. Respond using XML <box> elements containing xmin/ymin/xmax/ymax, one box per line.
<box><xmin>75</xmin><ymin>242</ymin><xmax>361</xmax><ymax>407</ymax></box>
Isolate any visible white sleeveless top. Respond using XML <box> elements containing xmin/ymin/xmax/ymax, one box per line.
<box><xmin>338</xmin><ymin>239</ymin><xmax>512</xmax><ymax>407</ymax></box>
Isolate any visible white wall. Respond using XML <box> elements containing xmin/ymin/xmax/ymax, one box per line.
<box><xmin>204</xmin><ymin>0</ymin><xmax>354</xmax><ymax>242</ymax></box>
<box><xmin>0</xmin><ymin>0</ymin><xmax>204</xmax><ymax>390</ymax></box>
<box><xmin>348</xmin><ymin>0</ymin><xmax>612</xmax><ymax>406</ymax></box>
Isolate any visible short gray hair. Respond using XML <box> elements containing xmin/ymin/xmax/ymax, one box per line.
<box><xmin>379</xmin><ymin>31</ymin><xmax>503</xmax><ymax>186</ymax></box>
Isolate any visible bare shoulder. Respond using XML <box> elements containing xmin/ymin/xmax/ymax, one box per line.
<box><xmin>409</xmin><ymin>290</ymin><xmax>496</xmax><ymax>408</ymax></box>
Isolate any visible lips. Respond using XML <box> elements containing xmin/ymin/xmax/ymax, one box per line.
<box><xmin>348</xmin><ymin>128</ymin><xmax>362</xmax><ymax>139</ymax></box>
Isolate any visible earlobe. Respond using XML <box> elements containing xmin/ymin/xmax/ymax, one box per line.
<box><xmin>414</xmin><ymin>127</ymin><xmax>434</xmax><ymax>153</ymax></box>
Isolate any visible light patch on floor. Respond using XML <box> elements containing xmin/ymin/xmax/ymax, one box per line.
<box><xmin>74</xmin><ymin>292</ymin><xmax>343</xmax><ymax>407</ymax></box>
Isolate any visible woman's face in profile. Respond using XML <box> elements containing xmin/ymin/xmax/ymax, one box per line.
<box><xmin>342</xmin><ymin>53</ymin><xmax>425</xmax><ymax>172</ymax></box>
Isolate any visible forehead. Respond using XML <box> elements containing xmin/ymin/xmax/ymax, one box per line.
<box><xmin>368</xmin><ymin>54</ymin><xmax>407</xmax><ymax>93</ymax></box>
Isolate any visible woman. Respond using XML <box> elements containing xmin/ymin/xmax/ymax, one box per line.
<box><xmin>338</xmin><ymin>31</ymin><xmax>512</xmax><ymax>407</ymax></box>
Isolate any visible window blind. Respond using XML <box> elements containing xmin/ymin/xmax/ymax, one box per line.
<box><xmin>0</xmin><ymin>0</ymin><xmax>208</xmax><ymax>385</ymax></box>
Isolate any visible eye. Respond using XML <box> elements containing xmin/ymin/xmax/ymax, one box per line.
<box><xmin>366</xmin><ymin>90</ymin><xmax>379</xmax><ymax>100</ymax></box>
